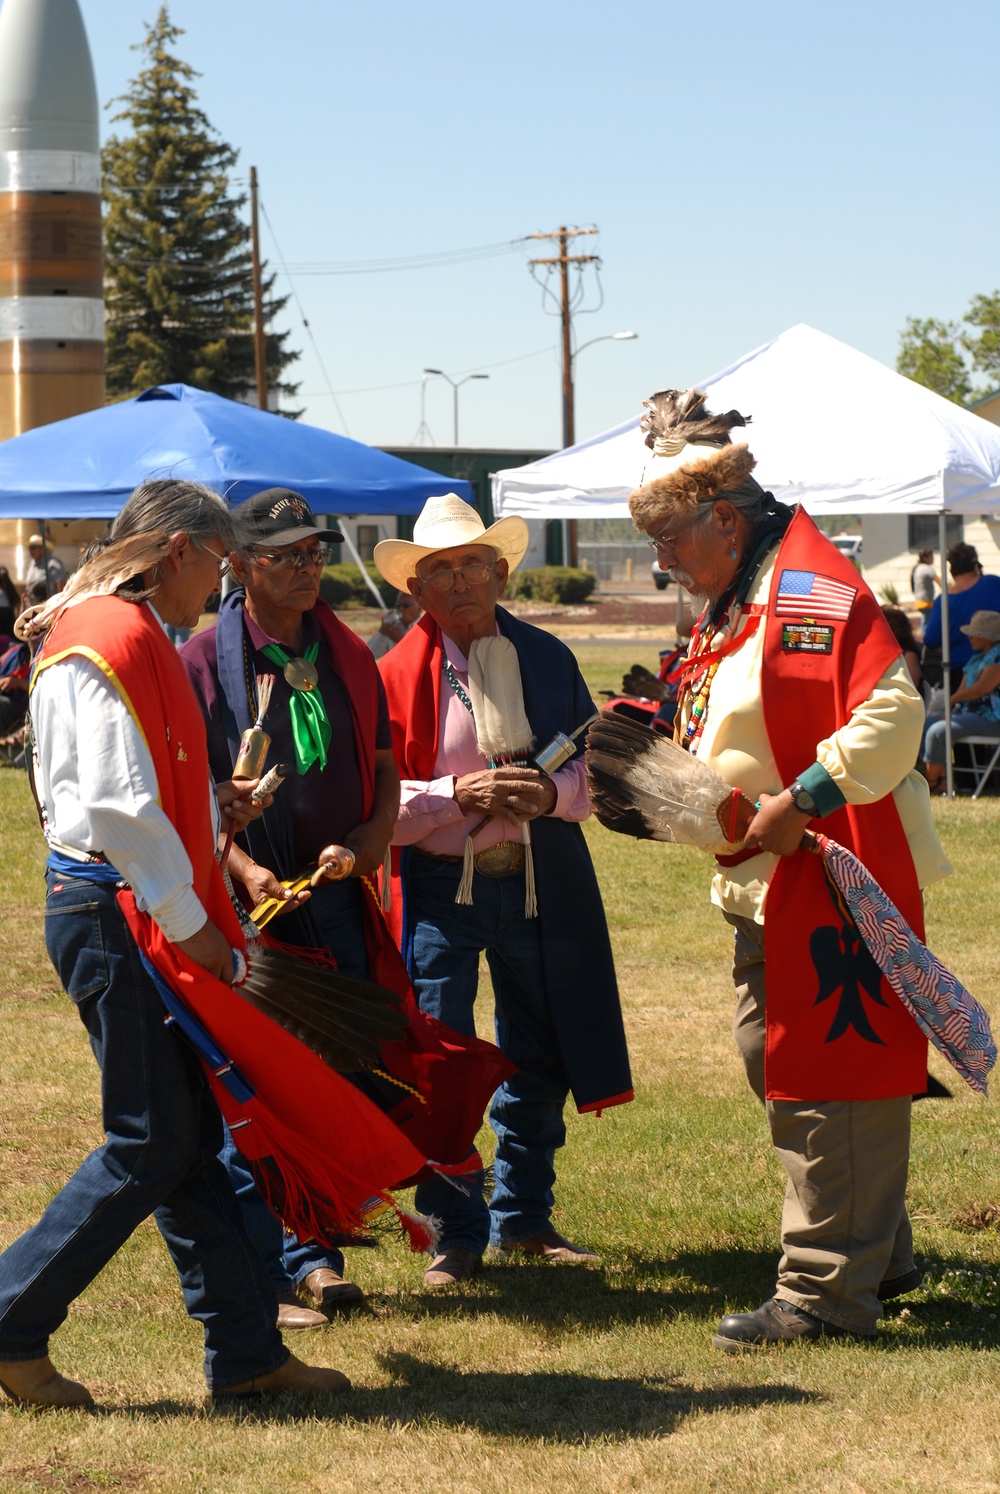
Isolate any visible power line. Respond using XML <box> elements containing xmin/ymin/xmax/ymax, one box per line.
<box><xmin>258</xmin><ymin>194</ymin><xmax>352</xmax><ymax>437</ymax></box>
<box><xmin>281</xmin><ymin>239</ymin><xmax>526</xmax><ymax>276</ymax></box>
<box><xmin>300</xmin><ymin>344</ymin><xmax>555</xmax><ymax>398</ymax></box>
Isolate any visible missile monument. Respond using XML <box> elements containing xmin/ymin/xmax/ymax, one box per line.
<box><xmin>0</xmin><ymin>0</ymin><xmax>105</xmax><ymax>443</ymax></box>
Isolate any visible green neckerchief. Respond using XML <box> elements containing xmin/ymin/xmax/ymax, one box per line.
<box><xmin>260</xmin><ymin>640</ymin><xmax>331</xmax><ymax>774</ymax></box>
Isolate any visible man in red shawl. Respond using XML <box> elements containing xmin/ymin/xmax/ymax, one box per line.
<box><xmin>376</xmin><ymin>496</ymin><xmax>632</xmax><ymax>1289</ymax></box>
<box><xmin>0</xmin><ymin>480</ymin><xmax>348</xmax><ymax>1406</ymax></box>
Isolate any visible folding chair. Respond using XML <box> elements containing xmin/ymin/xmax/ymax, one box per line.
<box><xmin>952</xmin><ymin>736</ymin><xmax>1000</xmax><ymax>799</ymax></box>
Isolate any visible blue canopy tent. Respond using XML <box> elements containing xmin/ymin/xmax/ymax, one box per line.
<box><xmin>0</xmin><ymin>384</ymin><xmax>471</xmax><ymax>517</ymax></box>
<box><xmin>0</xmin><ymin>383</ymin><xmax>471</xmax><ymax>602</ymax></box>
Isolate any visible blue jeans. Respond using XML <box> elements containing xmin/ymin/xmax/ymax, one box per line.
<box><xmin>922</xmin><ymin>710</ymin><xmax>1000</xmax><ymax>765</ymax></box>
<box><xmin>222</xmin><ymin>877</ymin><xmax>368</xmax><ymax>1287</ymax></box>
<box><xmin>408</xmin><ymin>856</ymin><xmax>569</xmax><ymax>1253</ymax></box>
<box><xmin>0</xmin><ymin>874</ymin><xmax>286</xmax><ymax>1391</ymax></box>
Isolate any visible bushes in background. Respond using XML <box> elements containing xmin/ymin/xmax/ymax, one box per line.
<box><xmin>320</xmin><ymin>563</ymin><xmax>393</xmax><ymax>608</ymax></box>
<box><xmin>506</xmin><ymin>566</ymin><xmax>596</xmax><ymax>605</ymax></box>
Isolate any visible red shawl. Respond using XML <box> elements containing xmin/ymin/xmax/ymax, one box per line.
<box><xmin>760</xmin><ymin>509</ymin><xmax>927</xmax><ymax>1102</ymax></box>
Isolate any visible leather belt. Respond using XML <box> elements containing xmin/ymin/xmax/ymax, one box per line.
<box><xmin>413</xmin><ymin>841</ymin><xmax>526</xmax><ymax>878</ymax></box>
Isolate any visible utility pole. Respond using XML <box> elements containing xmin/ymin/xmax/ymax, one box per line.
<box><xmin>526</xmin><ymin>226</ymin><xmax>599</xmax><ymax>566</ymax></box>
<box><xmin>249</xmin><ymin>166</ymin><xmax>268</xmax><ymax>410</ymax></box>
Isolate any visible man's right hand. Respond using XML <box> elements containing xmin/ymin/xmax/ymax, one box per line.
<box><xmin>455</xmin><ymin>767</ymin><xmax>555</xmax><ymax>823</ymax></box>
<box><xmin>239</xmin><ymin>861</ymin><xmax>312</xmax><ymax>915</ymax></box>
<box><xmin>176</xmin><ymin>918</ymin><xmax>236</xmax><ymax>984</ymax></box>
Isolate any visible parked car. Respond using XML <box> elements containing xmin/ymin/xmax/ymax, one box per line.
<box><xmin>829</xmin><ymin>533</ymin><xmax>863</xmax><ymax>563</ymax></box>
<box><xmin>652</xmin><ymin>559</ymin><xmax>670</xmax><ymax>590</ymax></box>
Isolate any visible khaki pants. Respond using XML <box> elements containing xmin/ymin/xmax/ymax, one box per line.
<box><xmin>726</xmin><ymin>913</ymin><xmax>915</xmax><ymax>1334</ymax></box>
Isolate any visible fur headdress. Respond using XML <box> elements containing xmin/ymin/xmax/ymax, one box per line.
<box><xmin>628</xmin><ymin>387</ymin><xmax>758</xmax><ymax>532</ymax></box>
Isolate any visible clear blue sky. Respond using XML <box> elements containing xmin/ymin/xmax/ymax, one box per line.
<box><xmin>75</xmin><ymin>0</ymin><xmax>1000</xmax><ymax>452</ymax></box>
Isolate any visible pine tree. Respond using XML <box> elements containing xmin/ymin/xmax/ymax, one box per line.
<box><xmin>102</xmin><ymin>6</ymin><xmax>299</xmax><ymax>407</ymax></box>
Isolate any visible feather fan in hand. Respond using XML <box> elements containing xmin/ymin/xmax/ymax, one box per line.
<box><xmin>236</xmin><ymin>945</ymin><xmax>408</xmax><ymax>1071</ymax></box>
<box><xmin>585</xmin><ymin>710</ymin><xmax>755</xmax><ymax>847</ymax></box>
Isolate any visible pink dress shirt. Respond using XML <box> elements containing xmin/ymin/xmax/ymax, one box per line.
<box><xmin>393</xmin><ymin>631</ymin><xmax>591</xmax><ymax>855</ymax></box>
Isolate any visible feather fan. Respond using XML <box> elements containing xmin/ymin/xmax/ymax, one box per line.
<box><xmin>585</xmin><ymin>710</ymin><xmax>755</xmax><ymax>847</ymax></box>
<box><xmin>235</xmin><ymin>944</ymin><xmax>408</xmax><ymax>1071</ymax></box>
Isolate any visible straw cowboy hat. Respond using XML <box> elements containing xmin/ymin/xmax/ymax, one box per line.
<box><xmin>374</xmin><ymin>494</ymin><xmax>529</xmax><ymax>593</ymax></box>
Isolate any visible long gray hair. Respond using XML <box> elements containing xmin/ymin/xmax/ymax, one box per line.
<box><xmin>18</xmin><ymin>479</ymin><xmax>236</xmax><ymax>640</ymax></box>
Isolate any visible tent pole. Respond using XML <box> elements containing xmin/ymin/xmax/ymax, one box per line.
<box><xmin>338</xmin><ymin>522</ymin><xmax>387</xmax><ymax>607</ymax></box>
<box><xmin>939</xmin><ymin>511</ymin><xmax>953</xmax><ymax>798</ymax></box>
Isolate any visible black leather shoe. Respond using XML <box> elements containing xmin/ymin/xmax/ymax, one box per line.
<box><xmin>879</xmin><ymin>1268</ymin><xmax>923</xmax><ymax>1302</ymax></box>
<box><xmin>713</xmin><ymin>1296</ymin><xmax>868</xmax><ymax>1352</ymax></box>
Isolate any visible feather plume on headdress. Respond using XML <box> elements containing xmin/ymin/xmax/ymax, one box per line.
<box><xmin>628</xmin><ymin>387</ymin><xmax>759</xmax><ymax>532</ymax></box>
<box><xmin>15</xmin><ymin>532</ymin><xmax>170</xmax><ymax>642</ymax></box>
<box><xmin>461</xmin><ymin>636</ymin><xmax>538</xmax><ymax>917</ymax></box>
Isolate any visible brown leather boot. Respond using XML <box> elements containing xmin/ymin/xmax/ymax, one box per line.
<box><xmin>423</xmin><ymin>1247</ymin><xmax>481</xmax><ymax>1287</ymax></box>
<box><xmin>212</xmin><ymin>1352</ymin><xmax>351</xmax><ymax>1399</ymax></box>
<box><xmin>276</xmin><ymin>1291</ymin><xmax>328</xmax><ymax>1331</ymax></box>
<box><xmin>496</xmin><ymin>1229</ymin><xmax>601</xmax><ymax>1265</ymax></box>
<box><xmin>299</xmin><ymin>1268</ymin><xmax>366</xmax><ymax>1312</ymax></box>
<box><xmin>0</xmin><ymin>1355</ymin><xmax>94</xmax><ymax>1409</ymax></box>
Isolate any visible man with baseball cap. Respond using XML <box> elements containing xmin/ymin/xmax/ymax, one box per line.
<box><xmin>25</xmin><ymin>533</ymin><xmax>68</xmax><ymax>598</ymax></box>
<box><xmin>375</xmin><ymin>495</ymin><xmax>632</xmax><ymax>1288</ymax></box>
<box><xmin>182</xmin><ymin>488</ymin><xmax>398</xmax><ymax>1326</ymax></box>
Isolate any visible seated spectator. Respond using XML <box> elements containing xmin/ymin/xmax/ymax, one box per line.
<box><xmin>367</xmin><ymin>591</ymin><xmax>421</xmax><ymax>659</ymax></box>
<box><xmin>922</xmin><ymin>542</ymin><xmax>1000</xmax><ymax>676</ymax></box>
<box><xmin>0</xmin><ymin>566</ymin><xmax>18</xmax><ymax>650</ymax></box>
<box><xmin>0</xmin><ymin>638</ymin><xmax>30</xmax><ymax>740</ymax></box>
<box><xmin>921</xmin><ymin>609</ymin><xmax>1000</xmax><ymax>793</ymax></box>
<box><xmin>881</xmin><ymin>606</ymin><xmax>922</xmax><ymax>691</ymax></box>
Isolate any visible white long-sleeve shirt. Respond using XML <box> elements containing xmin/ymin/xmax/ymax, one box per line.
<box><xmin>32</xmin><ymin>609</ymin><xmax>215</xmax><ymax>942</ymax></box>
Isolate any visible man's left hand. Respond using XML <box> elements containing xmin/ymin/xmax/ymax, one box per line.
<box><xmin>217</xmin><ymin>778</ymin><xmax>272</xmax><ymax>833</ymax></box>
<box><xmin>742</xmin><ymin>789</ymin><xmax>812</xmax><ymax>857</ymax></box>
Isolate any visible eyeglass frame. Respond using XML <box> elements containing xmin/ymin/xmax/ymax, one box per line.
<box><xmin>249</xmin><ymin>542</ymin><xmax>333</xmax><ymax>572</ymax></box>
<box><xmin>645</xmin><ymin>514</ymin><xmax>701</xmax><ymax>556</ymax></box>
<box><xmin>196</xmin><ymin>540</ymin><xmax>234</xmax><ymax>579</ymax></box>
<box><xmin>417</xmin><ymin>559</ymin><xmax>497</xmax><ymax>594</ymax></box>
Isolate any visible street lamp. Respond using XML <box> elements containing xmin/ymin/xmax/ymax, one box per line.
<box><xmin>563</xmin><ymin>331</ymin><xmax>638</xmax><ymax>566</ymax></box>
<box><xmin>422</xmin><ymin>368</ymin><xmax>490</xmax><ymax>447</ymax></box>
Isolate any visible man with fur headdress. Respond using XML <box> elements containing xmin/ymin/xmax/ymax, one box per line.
<box><xmin>375</xmin><ymin>495</ymin><xmax>632</xmax><ymax>1288</ymax></box>
<box><xmin>625</xmin><ymin>390</ymin><xmax>951</xmax><ymax>1350</ymax></box>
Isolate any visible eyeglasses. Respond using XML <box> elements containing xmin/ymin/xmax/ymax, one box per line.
<box><xmin>646</xmin><ymin>518</ymin><xmax>696</xmax><ymax>555</ymax></box>
<box><xmin>197</xmin><ymin>541</ymin><xmax>233</xmax><ymax>578</ymax></box>
<box><xmin>253</xmin><ymin>544</ymin><xmax>332</xmax><ymax>571</ymax></box>
<box><xmin>420</xmin><ymin>560</ymin><xmax>495</xmax><ymax>593</ymax></box>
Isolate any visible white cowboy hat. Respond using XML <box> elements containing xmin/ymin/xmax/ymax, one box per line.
<box><xmin>374</xmin><ymin>493</ymin><xmax>530</xmax><ymax>593</ymax></box>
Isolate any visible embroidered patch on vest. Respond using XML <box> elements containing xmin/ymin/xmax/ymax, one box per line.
<box><xmin>781</xmin><ymin>622</ymin><xmax>834</xmax><ymax>654</ymax></box>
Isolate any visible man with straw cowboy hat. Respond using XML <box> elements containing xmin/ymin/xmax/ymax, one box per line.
<box><xmin>375</xmin><ymin>494</ymin><xmax>632</xmax><ymax>1289</ymax></box>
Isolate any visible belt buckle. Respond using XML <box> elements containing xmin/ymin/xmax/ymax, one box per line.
<box><xmin>474</xmin><ymin>841</ymin><xmax>525</xmax><ymax>877</ymax></box>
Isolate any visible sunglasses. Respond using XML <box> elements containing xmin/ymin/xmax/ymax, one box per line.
<box><xmin>252</xmin><ymin>544</ymin><xmax>333</xmax><ymax>571</ymax></box>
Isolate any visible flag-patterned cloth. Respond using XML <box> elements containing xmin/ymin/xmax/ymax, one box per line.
<box><xmin>775</xmin><ymin>569</ymin><xmax>857</xmax><ymax>621</ymax></box>
<box><xmin>815</xmin><ymin>834</ymin><xmax>996</xmax><ymax>1095</ymax></box>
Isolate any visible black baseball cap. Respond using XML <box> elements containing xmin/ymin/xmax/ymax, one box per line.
<box><xmin>234</xmin><ymin>488</ymin><xmax>345</xmax><ymax>548</ymax></box>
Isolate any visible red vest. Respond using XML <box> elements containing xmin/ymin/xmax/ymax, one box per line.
<box><xmin>35</xmin><ymin>595</ymin><xmax>241</xmax><ymax>944</ymax></box>
<box><xmin>759</xmin><ymin>509</ymin><xmax>927</xmax><ymax>1101</ymax></box>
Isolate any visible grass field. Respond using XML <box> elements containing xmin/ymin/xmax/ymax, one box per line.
<box><xmin>0</xmin><ymin>642</ymin><xmax>998</xmax><ymax>1493</ymax></box>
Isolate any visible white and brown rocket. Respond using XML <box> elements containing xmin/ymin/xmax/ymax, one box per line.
<box><xmin>0</xmin><ymin>0</ymin><xmax>105</xmax><ymax>442</ymax></box>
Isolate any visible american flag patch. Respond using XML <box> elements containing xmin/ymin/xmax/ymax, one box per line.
<box><xmin>774</xmin><ymin>569</ymin><xmax>856</xmax><ymax>621</ymax></box>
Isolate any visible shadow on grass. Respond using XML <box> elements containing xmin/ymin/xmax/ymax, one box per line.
<box><xmin>394</xmin><ymin>1246</ymin><xmax>779</xmax><ymax>1331</ymax></box>
<box><xmin>200</xmin><ymin>1355</ymin><xmax>822</xmax><ymax>1438</ymax></box>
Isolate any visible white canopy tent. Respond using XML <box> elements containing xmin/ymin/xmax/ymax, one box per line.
<box><xmin>492</xmin><ymin>323</ymin><xmax>1000</xmax><ymax>518</ymax></box>
<box><xmin>493</xmin><ymin>323</ymin><xmax>1000</xmax><ymax>795</ymax></box>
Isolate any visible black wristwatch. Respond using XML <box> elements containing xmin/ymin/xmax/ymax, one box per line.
<box><xmin>788</xmin><ymin>780</ymin><xmax>818</xmax><ymax>817</ymax></box>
